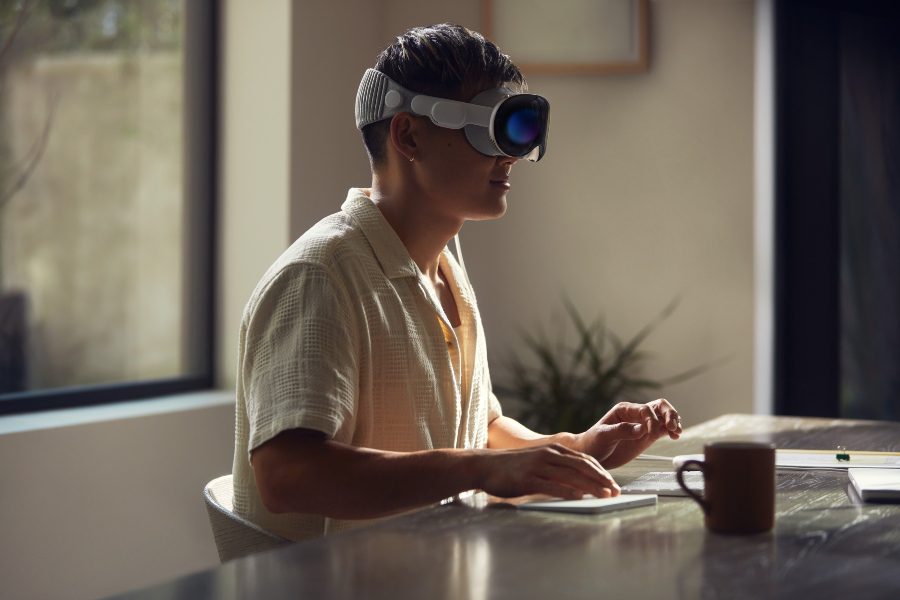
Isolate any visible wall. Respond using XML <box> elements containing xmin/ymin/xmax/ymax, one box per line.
<box><xmin>466</xmin><ymin>0</ymin><xmax>755</xmax><ymax>426</ymax></box>
<box><xmin>217</xmin><ymin>0</ymin><xmax>292</xmax><ymax>391</ymax></box>
<box><xmin>287</xmin><ymin>0</ymin><xmax>756</xmax><ymax>426</ymax></box>
<box><xmin>0</xmin><ymin>394</ymin><xmax>233</xmax><ymax>600</ymax></box>
<box><xmin>288</xmin><ymin>0</ymin><xmax>384</xmax><ymax>238</ymax></box>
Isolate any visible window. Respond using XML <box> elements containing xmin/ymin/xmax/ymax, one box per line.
<box><xmin>0</xmin><ymin>0</ymin><xmax>216</xmax><ymax>414</ymax></box>
<box><xmin>774</xmin><ymin>0</ymin><xmax>900</xmax><ymax>420</ymax></box>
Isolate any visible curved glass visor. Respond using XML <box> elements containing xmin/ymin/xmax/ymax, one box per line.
<box><xmin>492</xmin><ymin>95</ymin><xmax>549</xmax><ymax>161</ymax></box>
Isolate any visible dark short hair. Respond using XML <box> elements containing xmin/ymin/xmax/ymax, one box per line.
<box><xmin>361</xmin><ymin>23</ymin><xmax>526</xmax><ymax>167</ymax></box>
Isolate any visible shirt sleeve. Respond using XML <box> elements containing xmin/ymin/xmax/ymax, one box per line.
<box><xmin>488</xmin><ymin>391</ymin><xmax>503</xmax><ymax>423</ymax></box>
<box><xmin>242</xmin><ymin>262</ymin><xmax>358</xmax><ymax>457</ymax></box>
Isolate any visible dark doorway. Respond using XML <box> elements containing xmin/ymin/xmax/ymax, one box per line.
<box><xmin>775</xmin><ymin>0</ymin><xmax>900</xmax><ymax>419</ymax></box>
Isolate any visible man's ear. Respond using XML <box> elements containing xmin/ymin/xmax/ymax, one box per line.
<box><xmin>388</xmin><ymin>112</ymin><xmax>421</xmax><ymax>163</ymax></box>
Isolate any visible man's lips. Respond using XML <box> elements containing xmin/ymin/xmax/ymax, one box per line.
<box><xmin>490</xmin><ymin>176</ymin><xmax>510</xmax><ymax>188</ymax></box>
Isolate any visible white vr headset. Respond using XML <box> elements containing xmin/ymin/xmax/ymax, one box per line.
<box><xmin>355</xmin><ymin>68</ymin><xmax>549</xmax><ymax>162</ymax></box>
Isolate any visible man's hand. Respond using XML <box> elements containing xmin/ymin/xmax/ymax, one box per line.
<box><xmin>574</xmin><ymin>399</ymin><xmax>683</xmax><ymax>469</ymax></box>
<box><xmin>475</xmin><ymin>444</ymin><xmax>621</xmax><ymax>500</ymax></box>
<box><xmin>252</xmin><ymin>428</ymin><xmax>622</xmax><ymax>519</ymax></box>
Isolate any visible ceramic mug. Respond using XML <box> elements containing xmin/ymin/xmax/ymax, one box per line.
<box><xmin>676</xmin><ymin>441</ymin><xmax>776</xmax><ymax>534</ymax></box>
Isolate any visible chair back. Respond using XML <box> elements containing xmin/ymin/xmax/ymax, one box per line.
<box><xmin>203</xmin><ymin>474</ymin><xmax>291</xmax><ymax>562</ymax></box>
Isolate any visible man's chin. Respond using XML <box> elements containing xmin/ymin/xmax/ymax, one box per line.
<box><xmin>470</xmin><ymin>197</ymin><xmax>508</xmax><ymax>221</ymax></box>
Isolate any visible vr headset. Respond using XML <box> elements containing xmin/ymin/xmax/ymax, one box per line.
<box><xmin>355</xmin><ymin>68</ymin><xmax>550</xmax><ymax>162</ymax></box>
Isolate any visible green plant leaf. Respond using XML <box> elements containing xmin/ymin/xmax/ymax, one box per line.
<box><xmin>496</xmin><ymin>295</ymin><xmax>717</xmax><ymax>435</ymax></box>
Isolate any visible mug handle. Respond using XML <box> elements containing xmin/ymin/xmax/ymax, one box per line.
<box><xmin>676</xmin><ymin>459</ymin><xmax>710</xmax><ymax>515</ymax></box>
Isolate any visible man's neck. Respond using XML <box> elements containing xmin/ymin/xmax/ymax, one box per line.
<box><xmin>366</xmin><ymin>176</ymin><xmax>462</xmax><ymax>282</ymax></box>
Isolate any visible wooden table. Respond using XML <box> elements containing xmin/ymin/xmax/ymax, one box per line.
<box><xmin>108</xmin><ymin>415</ymin><xmax>900</xmax><ymax>599</ymax></box>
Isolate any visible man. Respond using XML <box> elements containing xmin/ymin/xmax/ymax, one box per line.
<box><xmin>232</xmin><ymin>24</ymin><xmax>682</xmax><ymax>541</ymax></box>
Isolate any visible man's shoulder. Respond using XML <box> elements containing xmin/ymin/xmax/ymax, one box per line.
<box><xmin>242</xmin><ymin>211</ymin><xmax>368</xmax><ymax>317</ymax></box>
<box><xmin>284</xmin><ymin>210</ymin><xmax>363</xmax><ymax>267</ymax></box>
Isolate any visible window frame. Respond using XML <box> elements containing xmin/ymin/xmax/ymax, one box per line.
<box><xmin>0</xmin><ymin>0</ymin><xmax>219</xmax><ymax>416</ymax></box>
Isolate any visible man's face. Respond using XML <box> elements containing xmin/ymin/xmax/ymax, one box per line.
<box><xmin>414</xmin><ymin>120</ymin><xmax>519</xmax><ymax>222</ymax></box>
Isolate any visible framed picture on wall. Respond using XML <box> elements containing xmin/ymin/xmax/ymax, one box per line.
<box><xmin>482</xmin><ymin>0</ymin><xmax>650</xmax><ymax>75</ymax></box>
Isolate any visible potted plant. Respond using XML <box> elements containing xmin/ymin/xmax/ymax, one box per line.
<box><xmin>494</xmin><ymin>297</ymin><xmax>718</xmax><ymax>434</ymax></box>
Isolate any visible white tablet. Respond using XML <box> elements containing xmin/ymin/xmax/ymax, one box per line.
<box><xmin>518</xmin><ymin>494</ymin><xmax>657</xmax><ymax>514</ymax></box>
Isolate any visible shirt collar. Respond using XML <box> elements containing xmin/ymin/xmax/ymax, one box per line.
<box><xmin>439</xmin><ymin>247</ymin><xmax>477</xmax><ymax>317</ymax></box>
<box><xmin>341</xmin><ymin>188</ymin><xmax>420</xmax><ymax>279</ymax></box>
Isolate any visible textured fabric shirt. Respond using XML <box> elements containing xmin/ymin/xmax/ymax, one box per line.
<box><xmin>231</xmin><ymin>188</ymin><xmax>503</xmax><ymax>541</ymax></box>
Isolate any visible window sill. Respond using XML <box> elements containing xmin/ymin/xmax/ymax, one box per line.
<box><xmin>0</xmin><ymin>389</ymin><xmax>233</xmax><ymax>436</ymax></box>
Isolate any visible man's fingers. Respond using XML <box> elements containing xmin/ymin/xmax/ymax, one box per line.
<box><xmin>552</xmin><ymin>451</ymin><xmax>617</xmax><ymax>487</ymax></box>
<box><xmin>608</xmin><ymin>401</ymin><xmax>645</xmax><ymax>423</ymax></box>
<box><xmin>608</xmin><ymin>400</ymin><xmax>683</xmax><ymax>437</ymax></box>
<box><xmin>609</xmin><ymin>402</ymin><xmax>663</xmax><ymax>435</ymax></box>
<box><xmin>651</xmin><ymin>398</ymin><xmax>682</xmax><ymax>434</ymax></box>
<box><xmin>532</xmin><ymin>478</ymin><xmax>585</xmax><ymax>500</ymax></box>
<box><xmin>640</xmin><ymin>402</ymin><xmax>663</xmax><ymax>434</ymax></box>
<box><xmin>540</xmin><ymin>466</ymin><xmax>619</xmax><ymax>499</ymax></box>
<box><xmin>544</xmin><ymin>448</ymin><xmax>620</xmax><ymax>496</ymax></box>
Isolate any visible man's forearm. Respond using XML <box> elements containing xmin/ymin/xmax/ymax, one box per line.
<box><xmin>256</xmin><ymin>437</ymin><xmax>485</xmax><ymax>520</ymax></box>
<box><xmin>487</xmin><ymin>415</ymin><xmax>581</xmax><ymax>451</ymax></box>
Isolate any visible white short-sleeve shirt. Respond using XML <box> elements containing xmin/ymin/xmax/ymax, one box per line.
<box><xmin>232</xmin><ymin>188</ymin><xmax>503</xmax><ymax>540</ymax></box>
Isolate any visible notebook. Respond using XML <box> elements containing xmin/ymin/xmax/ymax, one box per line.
<box><xmin>673</xmin><ymin>449</ymin><xmax>900</xmax><ymax>472</ymax></box>
<box><xmin>518</xmin><ymin>494</ymin><xmax>657</xmax><ymax>514</ymax></box>
<box><xmin>848</xmin><ymin>468</ymin><xmax>900</xmax><ymax>502</ymax></box>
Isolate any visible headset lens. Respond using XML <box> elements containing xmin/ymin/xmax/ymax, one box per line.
<box><xmin>494</xmin><ymin>95</ymin><xmax>549</xmax><ymax>159</ymax></box>
<box><xmin>506</xmin><ymin>108</ymin><xmax>541</xmax><ymax>145</ymax></box>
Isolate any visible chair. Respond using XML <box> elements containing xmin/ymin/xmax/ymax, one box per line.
<box><xmin>203</xmin><ymin>474</ymin><xmax>291</xmax><ymax>562</ymax></box>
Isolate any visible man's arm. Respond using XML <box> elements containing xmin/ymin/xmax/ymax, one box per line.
<box><xmin>251</xmin><ymin>428</ymin><xmax>621</xmax><ymax>520</ymax></box>
<box><xmin>487</xmin><ymin>414</ymin><xmax>645</xmax><ymax>453</ymax></box>
<box><xmin>488</xmin><ymin>399</ymin><xmax>683</xmax><ymax>469</ymax></box>
<box><xmin>487</xmin><ymin>415</ymin><xmax>580</xmax><ymax>450</ymax></box>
